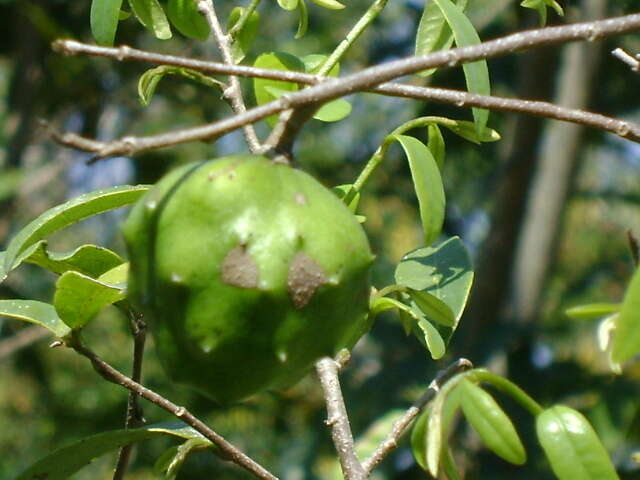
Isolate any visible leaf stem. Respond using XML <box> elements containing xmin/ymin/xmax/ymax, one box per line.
<box><xmin>468</xmin><ymin>369</ymin><xmax>544</xmax><ymax>416</ymax></box>
<box><xmin>317</xmin><ymin>0</ymin><xmax>389</xmax><ymax>76</ymax></box>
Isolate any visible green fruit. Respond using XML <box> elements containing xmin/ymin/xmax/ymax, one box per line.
<box><xmin>123</xmin><ymin>155</ymin><xmax>373</xmax><ymax>404</ymax></box>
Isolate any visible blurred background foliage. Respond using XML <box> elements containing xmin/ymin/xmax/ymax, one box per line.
<box><xmin>1</xmin><ymin>0</ymin><xmax>640</xmax><ymax>478</ymax></box>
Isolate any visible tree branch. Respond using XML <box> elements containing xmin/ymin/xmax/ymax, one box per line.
<box><xmin>113</xmin><ymin>307</ymin><xmax>147</xmax><ymax>480</ymax></box>
<box><xmin>196</xmin><ymin>0</ymin><xmax>261</xmax><ymax>152</ymax></box>
<box><xmin>361</xmin><ymin>358</ymin><xmax>473</xmax><ymax>474</ymax></box>
<box><xmin>315</xmin><ymin>357</ymin><xmax>366</xmax><ymax>480</ymax></box>
<box><xmin>49</xmin><ymin>13</ymin><xmax>640</xmax><ymax>157</ymax></box>
<box><xmin>68</xmin><ymin>336</ymin><xmax>278</xmax><ymax>480</ymax></box>
<box><xmin>612</xmin><ymin>47</ymin><xmax>640</xmax><ymax>72</ymax></box>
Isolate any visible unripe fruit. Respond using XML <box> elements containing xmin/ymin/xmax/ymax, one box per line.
<box><xmin>123</xmin><ymin>155</ymin><xmax>373</xmax><ymax>404</ymax></box>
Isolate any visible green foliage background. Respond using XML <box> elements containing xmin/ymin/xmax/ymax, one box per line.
<box><xmin>1</xmin><ymin>0</ymin><xmax>640</xmax><ymax>478</ymax></box>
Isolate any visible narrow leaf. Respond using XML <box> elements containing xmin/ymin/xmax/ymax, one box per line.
<box><xmin>295</xmin><ymin>0</ymin><xmax>308</xmax><ymax>38</ymax></box>
<box><xmin>536</xmin><ymin>406</ymin><xmax>619</xmax><ymax>480</ymax></box>
<box><xmin>2</xmin><ymin>184</ymin><xmax>148</xmax><ymax>280</ymax></box>
<box><xmin>393</xmin><ymin>135</ymin><xmax>445</xmax><ymax>246</ymax></box>
<box><xmin>138</xmin><ymin>65</ymin><xmax>224</xmax><ymax>106</ymax></box>
<box><xmin>415</xmin><ymin>0</ymin><xmax>467</xmax><ymax>76</ymax></box>
<box><xmin>565</xmin><ymin>303</ymin><xmax>621</xmax><ymax>321</ymax></box>
<box><xmin>612</xmin><ymin>266</ymin><xmax>640</xmax><ymax>363</ymax></box>
<box><xmin>439</xmin><ymin>119</ymin><xmax>500</xmax><ymax>144</ymax></box>
<box><xmin>0</xmin><ymin>300</ymin><xmax>70</xmax><ymax>338</ymax></box>
<box><xmin>90</xmin><ymin>0</ymin><xmax>124</xmax><ymax>45</ymax></box>
<box><xmin>428</xmin><ymin>124</ymin><xmax>445</xmax><ymax>170</ymax></box>
<box><xmin>128</xmin><ymin>0</ymin><xmax>172</xmax><ymax>39</ymax></box>
<box><xmin>417</xmin><ymin>317</ymin><xmax>445</xmax><ymax>359</ymax></box>
<box><xmin>432</xmin><ymin>0</ymin><xmax>490</xmax><ymax>135</ymax></box>
<box><xmin>409</xmin><ymin>288</ymin><xmax>455</xmax><ymax>327</ymax></box>
<box><xmin>23</xmin><ymin>241</ymin><xmax>124</xmax><ymax>278</ymax></box>
<box><xmin>458</xmin><ymin>379</ymin><xmax>526</xmax><ymax>465</ymax></box>
<box><xmin>17</xmin><ymin>422</ymin><xmax>212</xmax><ymax>480</ymax></box>
<box><xmin>308</xmin><ymin>0</ymin><xmax>344</xmax><ymax>9</ymax></box>
<box><xmin>167</xmin><ymin>0</ymin><xmax>210</xmax><ymax>40</ymax></box>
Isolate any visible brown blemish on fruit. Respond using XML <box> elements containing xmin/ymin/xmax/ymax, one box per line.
<box><xmin>288</xmin><ymin>252</ymin><xmax>327</xmax><ymax>308</ymax></box>
<box><xmin>294</xmin><ymin>193</ymin><xmax>306</xmax><ymax>205</ymax></box>
<box><xmin>221</xmin><ymin>246</ymin><xmax>259</xmax><ymax>288</ymax></box>
<box><xmin>208</xmin><ymin>162</ymin><xmax>239</xmax><ymax>182</ymax></box>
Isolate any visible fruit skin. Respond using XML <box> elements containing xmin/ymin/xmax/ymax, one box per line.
<box><xmin>123</xmin><ymin>155</ymin><xmax>373</xmax><ymax>404</ymax></box>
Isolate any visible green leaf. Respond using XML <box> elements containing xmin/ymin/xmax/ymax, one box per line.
<box><xmin>308</xmin><ymin>0</ymin><xmax>344</xmax><ymax>9</ymax></box>
<box><xmin>409</xmin><ymin>289</ymin><xmax>455</xmax><ymax>327</ymax></box>
<box><xmin>411</xmin><ymin>406</ymin><xmax>430</xmax><ymax>471</ymax></box>
<box><xmin>393</xmin><ymin>135</ymin><xmax>445</xmax><ymax>246</ymax></box>
<box><xmin>395</xmin><ymin>236</ymin><xmax>474</xmax><ymax>344</ymax></box>
<box><xmin>314</xmin><ymin>98</ymin><xmax>352</xmax><ymax>122</ymax></box>
<box><xmin>128</xmin><ymin>0</ymin><xmax>172</xmax><ymax>39</ymax></box>
<box><xmin>438</xmin><ymin>118</ymin><xmax>500</xmax><ymax>144</ymax></box>
<box><xmin>565</xmin><ymin>303</ymin><xmax>621</xmax><ymax>321</ymax></box>
<box><xmin>2</xmin><ymin>184</ymin><xmax>148</xmax><ymax>281</ymax></box>
<box><xmin>278</xmin><ymin>0</ymin><xmax>298</xmax><ymax>11</ymax></box>
<box><xmin>427</xmin><ymin>124</ymin><xmax>445</xmax><ymax>170</ymax></box>
<box><xmin>294</xmin><ymin>0</ymin><xmax>308</xmax><ymax>38</ymax></box>
<box><xmin>416</xmin><ymin>317</ymin><xmax>445</xmax><ymax>359</ymax></box>
<box><xmin>23</xmin><ymin>242</ymin><xmax>124</xmax><ymax>277</ymax></box>
<box><xmin>53</xmin><ymin>267</ymin><xmax>126</xmax><ymax>330</ymax></box>
<box><xmin>301</xmin><ymin>53</ymin><xmax>339</xmax><ymax>76</ymax></box>
<box><xmin>253</xmin><ymin>52</ymin><xmax>305</xmax><ymax>126</ymax></box>
<box><xmin>90</xmin><ymin>0</ymin><xmax>124</xmax><ymax>45</ymax></box>
<box><xmin>415</xmin><ymin>0</ymin><xmax>466</xmax><ymax>76</ymax></box>
<box><xmin>0</xmin><ymin>300</ymin><xmax>70</xmax><ymax>338</ymax></box>
<box><xmin>17</xmin><ymin>421</ymin><xmax>213</xmax><ymax>480</ymax></box>
<box><xmin>167</xmin><ymin>0</ymin><xmax>210</xmax><ymax>40</ymax></box>
<box><xmin>432</xmin><ymin>0</ymin><xmax>490</xmax><ymax>136</ymax></box>
<box><xmin>612</xmin><ymin>267</ymin><xmax>640</xmax><ymax>363</ymax></box>
<box><xmin>536</xmin><ymin>405</ymin><xmax>619</xmax><ymax>480</ymax></box>
<box><xmin>227</xmin><ymin>7</ymin><xmax>260</xmax><ymax>62</ymax></box>
<box><xmin>155</xmin><ymin>438</ymin><xmax>211</xmax><ymax>480</ymax></box>
<box><xmin>521</xmin><ymin>0</ymin><xmax>564</xmax><ymax>26</ymax></box>
<box><xmin>138</xmin><ymin>65</ymin><xmax>225</xmax><ymax>106</ymax></box>
<box><xmin>458</xmin><ymin>379</ymin><xmax>526</xmax><ymax>465</ymax></box>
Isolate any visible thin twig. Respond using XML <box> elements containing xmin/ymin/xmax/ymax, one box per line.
<box><xmin>315</xmin><ymin>357</ymin><xmax>366</xmax><ymax>480</ymax></box>
<box><xmin>113</xmin><ymin>307</ymin><xmax>147</xmax><ymax>480</ymax></box>
<box><xmin>0</xmin><ymin>326</ymin><xmax>50</xmax><ymax>361</ymax></box>
<box><xmin>612</xmin><ymin>47</ymin><xmax>640</xmax><ymax>72</ymax></box>
<box><xmin>361</xmin><ymin>358</ymin><xmax>473</xmax><ymax>474</ymax></box>
<box><xmin>196</xmin><ymin>0</ymin><xmax>261</xmax><ymax>152</ymax></box>
<box><xmin>49</xmin><ymin>13</ymin><xmax>640</xmax><ymax>157</ymax></box>
<box><xmin>69</xmin><ymin>335</ymin><xmax>278</xmax><ymax>480</ymax></box>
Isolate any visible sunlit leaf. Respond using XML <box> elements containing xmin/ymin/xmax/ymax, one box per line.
<box><xmin>128</xmin><ymin>0</ymin><xmax>172</xmax><ymax>39</ymax></box>
<box><xmin>167</xmin><ymin>0</ymin><xmax>210</xmax><ymax>40</ymax></box>
<box><xmin>416</xmin><ymin>317</ymin><xmax>445</xmax><ymax>359</ymax></box>
<box><xmin>428</xmin><ymin>124</ymin><xmax>445</xmax><ymax>169</ymax></box>
<box><xmin>23</xmin><ymin>242</ymin><xmax>124</xmax><ymax>278</ymax></box>
<box><xmin>521</xmin><ymin>0</ymin><xmax>564</xmax><ymax>26</ymax></box>
<box><xmin>395</xmin><ymin>236</ymin><xmax>474</xmax><ymax>344</ymax></box>
<box><xmin>17</xmin><ymin>422</ymin><xmax>213</xmax><ymax>480</ymax></box>
<box><xmin>536</xmin><ymin>406</ymin><xmax>619</xmax><ymax>480</ymax></box>
<box><xmin>253</xmin><ymin>51</ymin><xmax>305</xmax><ymax>126</ymax></box>
<box><xmin>90</xmin><ymin>0</ymin><xmax>124</xmax><ymax>45</ymax></box>
<box><xmin>309</xmin><ymin>0</ymin><xmax>344</xmax><ymax>10</ymax></box>
<box><xmin>438</xmin><ymin>119</ymin><xmax>500</xmax><ymax>144</ymax></box>
<box><xmin>458</xmin><ymin>379</ymin><xmax>526</xmax><ymax>465</ymax></box>
<box><xmin>2</xmin><ymin>185</ymin><xmax>148</xmax><ymax>282</ymax></box>
<box><xmin>393</xmin><ymin>135</ymin><xmax>445</xmax><ymax>246</ymax></box>
<box><xmin>409</xmin><ymin>289</ymin><xmax>455</xmax><ymax>327</ymax></box>
<box><xmin>53</xmin><ymin>267</ymin><xmax>126</xmax><ymax>330</ymax></box>
<box><xmin>565</xmin><ymin>303</ymin><xmax>621</xmax><ymax>321</ymax></box>
<box><xmin>432</xmin><ymin>0</ymin><xmax>490</xmax><ymax>135</ymax></box>
<box><xmin>415</xmin><ymin>0</ymin><xmax>466</xmax><ymax>76</ymax></box>
<box><xmin>295</xmin><ymin>0</ymin><xmax>308</xmax><ymax>38</ymax></box>
<box><xmin>314</xmin><ymin>98</ymin><xmax>352</xmax><ymax>122</ymax></box>
<box><xmin>0</xmin><ymin>300</ymin><xmax>70</xmax><ymax>338</ymax></box>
